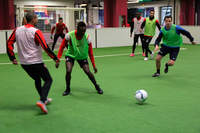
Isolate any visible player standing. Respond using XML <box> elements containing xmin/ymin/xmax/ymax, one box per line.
<box><xmin>56</xmin><ymin>21</ymin><xmax>103</xmax><ymax>96</ymax></box>
<box><xmin>51</xmin><ymin>17</ymin><xmax>68</xmax><ymax>51</ymax></box>
<box><xmin>130</xmin><ymin>11</ymin><xmax>145</xmax><ymax>57</ymax></box>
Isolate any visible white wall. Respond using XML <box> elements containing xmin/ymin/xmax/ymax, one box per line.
<box><xmin>0</xmin><ymin>31</ymin><xmax>6</xmax><ymax>54</ymax></box>
<box><xmin>181</xmin><ymin>26</ymin><xmax>200</xmax><ymax>44</ymax></box>
<box><xmin>88</xmin><ymin>26</ymin><xmax>200</xmax><ymax>48</ymax></box>
<box><xmin>96</xmin><ymin>27</ymin><xmax>160</xmax><ymax>48</ymax></box>
<box><xmin>1</xmin><ymin>26</ymin><xmax>199</xmax><ymax>54</ymax></box>
<box><xmin>96</xmin><ymin>28</ymin><xmax>132</xmax><ymax>48</ymax></box>
<box><xmin>86</xmin><ymin>28</ymin><xmax>96</xmax><ymax>48</ymax></box>
<box><xmin>0</xmin><ymin>30</ymin><xmax>16</xmax><ymax>54</ymax></box>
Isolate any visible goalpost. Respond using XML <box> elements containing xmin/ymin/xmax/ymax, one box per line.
<box><xmin>16</xmin><ymin>6</ymin><xmax>86</xmax><ymax>32</ymax></box>
<box><xmin>15</xmin><ymin>6</ymin><xmax>86</xmax><ymax>49</ymax></box>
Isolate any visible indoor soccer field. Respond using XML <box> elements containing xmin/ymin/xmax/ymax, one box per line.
<box><xmin>0</xmin><ymin>44</ymin><xmax>200</xmax><ymax>133</ymax></box>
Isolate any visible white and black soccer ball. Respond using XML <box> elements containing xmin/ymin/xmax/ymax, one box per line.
<box><xmin>135</xmin><ymin>90</ymin><xmax>148</xmax><ymax>104</ymax></box>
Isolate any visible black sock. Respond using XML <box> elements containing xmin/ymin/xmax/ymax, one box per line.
<box><xmin>165</xmin><ymin>63</ymin><xmax>169</xmax><ymax>68</ymax></box>
<box><xmin>157</xmin><ymin>69</ymin><xmax>160</xmax><ymax>74</ymax></box>
<box><xmin>66</xmin><ymin>73</ymin><xmax>71</xmax><ymax>91</ymax></box>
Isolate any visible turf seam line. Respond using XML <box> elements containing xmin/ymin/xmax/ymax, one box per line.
<box><xmin>0</xmin><ymin>47</ymin><xmax>187</xmax><ymax>65</ymax></box>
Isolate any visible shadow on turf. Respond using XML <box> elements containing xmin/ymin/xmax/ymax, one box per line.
<box><xmin>0</xmin><ymin>104</ymin><xmax>37</xmax><ymax>111</ymax></box>
<box><xmin>62</xmin><ymin>87</ymin><xmax>155</xmax><ymax>109</ymax></box>
<box><xmin>65</xmin><ymin>87</ymin><xmax>99</xmax><ymax>96</ymax></box>
<box><xmin>0</xmin><ymin>104</ymin><xmax>50</xmax><ymax>115</ymax></box>
<box><xmin>135</xmin><ymin>102</ymin><xmax>149</xmax><ymax>106</ymax></box>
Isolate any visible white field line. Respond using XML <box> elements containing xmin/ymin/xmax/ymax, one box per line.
<box><xmin>0</xmin><ymin>47</ymin><xmax>187</xmax><ymax>65</ymax></box>
<box><xmin>0</xmin><ymin>52</ymin><xmax>138</xmax><ymax>65</ymax></box>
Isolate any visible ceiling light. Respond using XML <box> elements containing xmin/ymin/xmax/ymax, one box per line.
<box><xmin>80</xmin><ymin>4</ymin><xmax>87</xmax><ymax>7</ymax></box>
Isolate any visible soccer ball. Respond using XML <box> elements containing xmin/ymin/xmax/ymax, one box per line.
<box><xmin>135</xmin><ymin>89</ymin><xmax>148</xmax><ymax>104</ymax></box>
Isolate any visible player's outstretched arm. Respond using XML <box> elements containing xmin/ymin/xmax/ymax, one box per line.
<box><xmin>153</xmin><ymin>31</ymin><xmax>163</xmax><ymax>53</ymax></box>
<box><xmin>56</xmin><ymin>38</ymin><xmax>68</xmax><ymax>68</ymax></box>
<box><xmin>154</xmin><ymin>31</ymin><xmax>163</xmax><ymax>46</ymax></box>
<box><xmin>176</xmin><ymin>25</ymin><xmax>195</xmax><ymax>44</ymax></box>
<box><xmin>88</xmin><ymin>43</ymin><xmax>97</xmax><ymax>73</ymax></box>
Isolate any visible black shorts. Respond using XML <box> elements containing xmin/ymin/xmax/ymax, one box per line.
<box><xmin>54</xmin><ymin>33</ymin><xmax>65</xmax><ymax>39</ymax></box>
<box><xmin>158</xmin><ymin>44</ymin><xmax>180</xmax><ymax>61</ymax></box>
<box><xmin>65</xmin><ymin>56</ymin><xmax>88</xmax><ymax>68</ymax></box>
<box><xmin>21</xmin><ymin>63</ymin><xmax>52</xmax><ymax>81</ymax></box>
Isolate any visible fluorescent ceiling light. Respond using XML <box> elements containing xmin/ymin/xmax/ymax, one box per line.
<box><xmin>127</xmin><ymin>0</ymin><xmax>139</xmax><ymax>3</ymax></box>
<box><xmin>80</xmin><ymin>4</ymin><xmax>87</xmax><ymax>6</ymax></box>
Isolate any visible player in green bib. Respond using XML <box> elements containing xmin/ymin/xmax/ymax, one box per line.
<box><xmin>56</xmin><ymin>22</ymin><xmax>103</xmax><ymax>95</ymax></box>
<box><xmin>140</xmin><ymin>9</ymin><xmax>161</xmax><ymax>60</ymax></box>
<box><xmin>152</xmin><ymin>16</ymin><xmax>196</xmax><ymax>77</ymax></box>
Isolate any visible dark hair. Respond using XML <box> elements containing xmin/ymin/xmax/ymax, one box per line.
<box><xmin>77</xmin><ymin>21</ymin><xmax>86</xmax><ymax>28</ymax></box>
<box><xmin>22</xmin><ymin>17</ymin><xmax>27</xmax><ymax>25</ymax></box>
<box><xmin>150</xmin><ymin>9</ymin><xmax>154</xmax><ymax>12</ymax></box>
<box><xmin>59</xmin><ymin>17</ymin><xmax>63</xmax><ymax>20</ymax></box>
<box><xmin>25</xmin><ymin>12</ymin><xmax>36</xmax><ymax>23</ymax></box>
<box><xmin>164</xmin><ymin>15</ymin><xmax>172</xmax><ymax>20</ymax></box>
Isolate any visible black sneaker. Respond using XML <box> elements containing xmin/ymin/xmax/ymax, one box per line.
<box><xmin>96</xmin><ymin>85</ymin><xmax>103</xmax><ymax>94</ymax></box>
<box><xmin>152</xmin><ymin>72</ymin><xmax>160</xmax><ymax>77</ymax></box>
<box><xmin>164</xmin><ymin>64</ymin><xmax>169</xmax><ymax>73</ymax></box>
<box><xmin>62</xmin><ymin>89</ymin><xmax>71</xmax><ymax>96</ymax></box>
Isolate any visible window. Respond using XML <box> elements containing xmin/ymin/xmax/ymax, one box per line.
<box><xmin>160</xmin><ymin>6</ymin><xmax>172</xmax><ymax>26</ymax></box>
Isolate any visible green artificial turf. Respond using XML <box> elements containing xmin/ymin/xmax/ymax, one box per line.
<box><xmin>0</xmin><ymin>44</ymin><xmax>200</xmax><ymax>133</ymax></box>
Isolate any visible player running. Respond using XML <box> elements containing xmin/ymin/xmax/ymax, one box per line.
<box><xmin>152</xmin><ymin>16</ymin><xmax>195</xmax><ymax>77</ymax></box>
<box><xmin>140</xmin><ymin>9</ymin><xmax>161</xmax><ymax>60</ymax></box>
<box><xmin>7</xmin><ymin>12</ymin><xmax>59</xmax><ymax>114</ymax></box>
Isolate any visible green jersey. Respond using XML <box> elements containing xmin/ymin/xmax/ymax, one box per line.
<box><xmin>161</xmin><ymin>24</ymin><xmax>183</xmax><ymax>47</ymax></box>
<box><xmin>144</xmin><ymin>17</ymin><xmax>157</xmax><ymax>36</ymax></box>
<box><xmin>65</xmin><ymin>31</ymin><xmax>89</xmax><ymax>60</ymax></box>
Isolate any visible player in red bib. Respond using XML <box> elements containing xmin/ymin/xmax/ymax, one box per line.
<box><xmin>51</xmin><ymin>17</ymin><xmax>68</xmax><ymax>51</ymax></box>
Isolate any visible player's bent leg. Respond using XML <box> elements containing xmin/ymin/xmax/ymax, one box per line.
<box><xmin>21</xmin><ymin>65</ymin><xmax>42</xmax><ymax>95</ymax></box>
<box><xmin>40</xmin><ymin>64</ymin><xmax>53</xmax><ymax>103</ymax></box>
<box><xmin>22</xmin><ymin>64</ymin><xmax>50</xmax><ymax>113</ymax></box>
<box><xmin>164</xmin><ymin>60</ymin><xmax>175</xmax><ymax>73</ymax></box>
<box><xmin>34</xmin><ymin>77</ymin><xmax>42</xmax><ymax>98</ymax></box>
<box><xmin>82</xmin><ymin>64</ymin><xmax>103</xmax><ymax>94</ymax></box>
